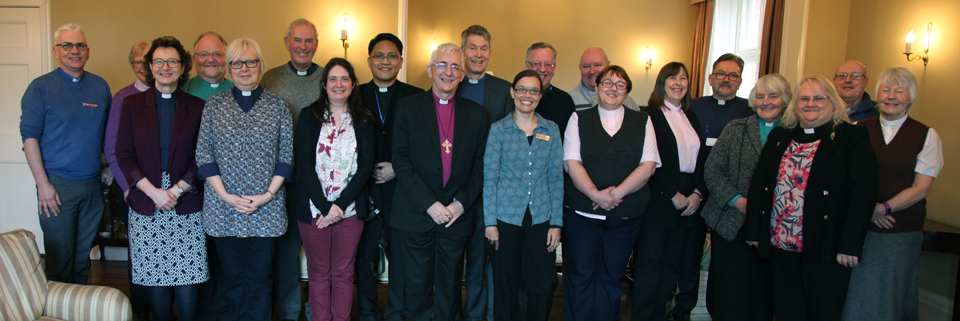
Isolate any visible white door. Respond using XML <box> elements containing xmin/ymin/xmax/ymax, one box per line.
<box><xmin>0</xmin><ymin>6</ymin><xmax>48</xmax><ymax>251</ymax></box>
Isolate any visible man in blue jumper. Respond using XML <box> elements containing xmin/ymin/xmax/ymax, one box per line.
<box><xmin>20</xmin><ymin>23</ymin><xmax>112</xmax><ymax>284</ymax></box>
<box><xmin>834</xmin><ymin>60</ymin><xmax>878</xmax><ymax>122</ymax></box>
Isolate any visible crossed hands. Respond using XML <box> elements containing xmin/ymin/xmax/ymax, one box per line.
<box><xmin>590</xmin><ymin>186</ymin><xmax>623</xmax><ymax>211</ymax></box>
<box><xmin>220</xmin><ymin>193</ymin><xmax>272</xmax><ymax>215</ymax></box>
<box><xmin>316</xmin><ymin>204</ymin><xmax>344</xmax><ymax>229</ymax></box>
<box><xmin>427</xmin><ymin>201</ymin><xmax>464</xmax><ymax>228</ymax></box>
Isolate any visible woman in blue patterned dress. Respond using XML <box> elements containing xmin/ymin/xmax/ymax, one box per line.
<box><xmin>195</xmin><ymin>37</ymin><xmax>294</xmax><ymax>320</ymax></box>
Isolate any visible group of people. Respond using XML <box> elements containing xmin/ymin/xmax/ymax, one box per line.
<box><xmin>20</xmin><ymin>18</ymin><xmax>941</xmax><ymax>321</ymax></box>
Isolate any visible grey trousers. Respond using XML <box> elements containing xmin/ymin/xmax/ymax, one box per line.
<box><xmin>38</xmin><ymin>173</ymin><xmax>103</xmax><ymax>284</ymax></box>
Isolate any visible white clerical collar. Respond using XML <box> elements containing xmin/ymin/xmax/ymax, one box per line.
<box><xmin>161</xmin><ymin>93</ymin><xmax>173</xmax><ymax>99</ymax></box>
<box><xmin>72</xmin><ymin>77</ymin><xmax>80</xmax><ymax>83</ymax></box>
<box><xmin>296</xmin><ymin>70</ymin><xmax>308</xmax><ymax>76</ymax></box>
<box><xmin>880</xmin><ymin>114</ymin><xmax>908</xmax><ymax>127</ymax></box>
<box><xmin>664</xmin><ymin>100</ymin><xmax>683</xmax><ymax>112</ymax></box>
<box><xmin>764</xmin><ymin>122</ymin><xmax>776</xmax><ymax>127</ymax></box>
<box><xmin>715</xmin><ymin>96</ymin><xmax>726</xmax><ymax>105</ymax></box>
<box><xmin>803</xmin><ymin>128</ymin><xmax>815</xmax><ymax>134</ymax></box>
<box><xmin>241</xmin><ymin>91</ymin><xmax>252</xmax><ymax>97</ymax></box>
<box><xmin>468</xmin><ymin>79</ymin><xmax>479</xmax><ymax>84</ymax></box>
<box><xmin>210</xmin><ymin>81</ymin><xmax>220</xmax><ymax>88</ymax></box>
<box><xmin>439</xmin><ymin>99</ymin><xmax>450</xmax><ymax>105</ymax></box>
<box><xmin>379</xmin><ymin>87</ymin><xmax>388</xmax><ymax>92</ymax></box>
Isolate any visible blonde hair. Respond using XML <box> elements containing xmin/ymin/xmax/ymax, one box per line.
<box><xmin>53</xmin><ymin>23</ymin><xmax>84</xmax><ymax>44</ymax></box>
<box><xmin>748</xmin><ymin>73</ymin><xmax>792</xmax><ymax>110</ymax></box>
<box><xmin>781</xmin><ymin>75</ymin><xmax>849</xmax><ymax>128</ymax></box>
<box><xmin>225</xmin><ymin>37</ymin><xmax>266</xmax><ymax>74</ymax></box>
<box><xmin>874</xmin><ymin>66</ymin><xmax>918</xmax><ymax>114</ymax></box>
<box><xmin>128</xmin><ymin>40</ymin><xmax>150</xmax><ymax>64</ymax></box>
<box><xmin>429</xmin><ymin>42</ymin><xmax>463</xmax><ymax>67</ymax></box>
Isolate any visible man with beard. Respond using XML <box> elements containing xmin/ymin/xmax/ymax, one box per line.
<box><xmin>457</xmin><ymin>24</ymin><xmax>511</xmax><ymax>321</ymax></box>
<box><xmin>355</xmin><ymin>33</ymin><xmax>425</xmax><ymax>321</ymax></box>
<box><xmin>260</xmin><ymin>18</ymin><xmax>323</xmax><ymax>321</ymax></box>
<box><xmin>570</xmin><ymin>47</ymin><xmax>641</xmax><ymax>111</ymax></box>
<box><xmin>524</xmin><ymin>42</ymin><xmax>576</xmax><ymax>136</ymax></box>
<box><xmin>833</xmin><ymin>60</ymin><xmax>878</xmax><ymax>122</ymax></box>
<box><xmin>182</xmin><ymin>32</ymin><xmax>233</xmax><ymax>100</ymax></box>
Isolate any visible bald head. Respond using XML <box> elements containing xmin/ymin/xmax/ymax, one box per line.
<box><xmin>579</xmin><ymin>47</ymin><xmax>610</xmax><ymax>91</ymax></box>
<box><xmin>833</xmin><ymin>60</ymin><xmax>869</xmax><ymax>107</ymax></box>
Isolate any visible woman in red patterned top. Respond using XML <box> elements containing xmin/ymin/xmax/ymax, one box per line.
<box><xmin>744</xmin><ymin>75</ymin><xmax>878</xmax><ymax>321</ymax></box>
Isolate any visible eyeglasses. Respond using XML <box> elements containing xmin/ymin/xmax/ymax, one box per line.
<box><xmin>152</xmin><ymin>59</ymin><xmax>181</xmax><ymax>68</ymax></box>
<box><xmin>514</xmin><ymin>87</ymin><xmax>541</xmax><ymax>95</ymax></box>
<box><xmin>195</xmin><ymin>52</ymin><xmax>225</xmax><ymax>59</ymax></box>
<box><xmin>230</xmin><ymin>59</ymin><xmax>260</xmax><ymax>69</ymax></box>
<box><xmin>131</xmin><ymin>60</ymin><xmax>145</xmax><ymax>67</ymax></box>
<box><xmin>834</xmin><ymin>72</ymin><xmax>864</xmax><ymax>80</ymax></box>
<box><xmin>432</xmin><ymin>62</ymin><xmax>461</xmax><ymax>72</ymax></box>
<box><xmin>798</xmin><ymin>95</ymin><xmax>829</xmax><ymax>105</ymax></box>
<box><xmin>712</xmin><ymin>72</ymin><xmax>740</xmax><ymax>81</ymax></box>
<box><xmin>372</xmin><ymin>53</ymin><xmax>400</xmax><ymax>62</ymax></box>
<box><xmin>526</xmin><ymin>61</ymin><xmax>556</xmax><ymax>69</ymax></box>
<box><xmin>55</xmin><ymin>42</ymin><xmax>88</xmax><ymax>51</ymax></box>
<box><xmin>600</xmin><ymin>79</ymin><xmax>627</xmax><ymax>90</ymax></box>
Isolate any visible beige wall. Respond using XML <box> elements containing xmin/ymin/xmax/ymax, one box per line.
<box><xmin>800</xmin><ymin>0</ymin><xmax>852</xmax><ymax>78</ymax></box>
<box><xmin>405</xmin><ymin>0</ymin><xmax>699</xmax><ymax>104</ymax></box>
<box><xmin>50</xmin><ymin>0</ymin><xmax>398</xmax><ymax>92</ymax></box>
<box><xmin>844</xmin><ymin>0</ymin><xmax>960</xmax><ymax>226</ymax></box>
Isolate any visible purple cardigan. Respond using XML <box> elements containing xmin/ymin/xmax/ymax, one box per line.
<box><xmin>105</xmin><ymin>81</ymin><xmax>148</xmax><ymax>191</ymax></box>
<box><xmin>116</xmin><ymin>88</ymin><xmax>205</xmax><ymax>215</ymax></box>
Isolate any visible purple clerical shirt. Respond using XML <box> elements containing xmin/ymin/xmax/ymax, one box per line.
<box><xmin>105</xmin><ymin>80</ymin><xmax>149</xmax><ymax>191</ymax></box>
<box><xmin>433</xmin><ymin>92</ymin><xmax>455</xmax><ymax>187</ymax></box>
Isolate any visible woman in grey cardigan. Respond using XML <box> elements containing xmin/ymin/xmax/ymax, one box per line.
<box><xmin>701</xmin><ymin>74</ymin><xmax>790</xmax><ymax>321</ymax></box>
<box><xmin>195</xmin><ymin>38</ymin><xmax>293</xmax><ymax>320</ymax></box>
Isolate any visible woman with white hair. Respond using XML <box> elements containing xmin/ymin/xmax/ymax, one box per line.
<box><xmin>744</xmin><ymin>75</ymin><xmax>878</xmax><ymax>321</ymax></box>
<box><xmin>842</xmin><ymin>67</ymin><xmax>943</xmax><ymax>321</ymax></box>
<box><xmin>195</xmin><ymin>38</ymin><xmax>293</xmax><ymax>320</ymax></box>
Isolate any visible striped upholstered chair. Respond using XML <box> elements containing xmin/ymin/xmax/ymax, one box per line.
<box><xmin>0</xmin><ymin>229</ymin><xmax>131</xmax><ymax>321</ymax></box>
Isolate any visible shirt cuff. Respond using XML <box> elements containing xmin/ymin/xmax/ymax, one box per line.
<box><xmin>273</xmin><ymin>162</ymin><xmax>294</xmax><ymax>180</ymax></box>
<box><xmin>728</xmin><ymin>194</ymin><xmax>743</xmax><ymax>208</ymax></box>
<box><xmin>198</xmin><ymin>163</ymin><xmax>221</xmax><ymax>178</ymax></box>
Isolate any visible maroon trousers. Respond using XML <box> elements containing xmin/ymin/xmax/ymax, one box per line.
<box><xmin>299</xmin><ymin>215</ymin><xmax>365</xmax><ymax>321</ymax></box>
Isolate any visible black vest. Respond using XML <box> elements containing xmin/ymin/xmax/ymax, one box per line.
<box><xmin>861</xmin><ymin>116</ymin><xmax>928</xmax><ymax>233</ymax></box>
<box><xmin>564</xmin><ymin>107</ymin><xmax>650</xmax><ymax>218</ymax></box>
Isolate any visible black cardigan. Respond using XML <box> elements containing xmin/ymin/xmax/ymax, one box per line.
<box><xmin>290</xmin><ymin>107</ymin><xmax>375</xmax><ymax>223</ymax></box>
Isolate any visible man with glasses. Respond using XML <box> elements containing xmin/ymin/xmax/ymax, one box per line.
<box><xmin>392</xmin><ymin>42</ymin><xmax>490</xmax><ymax>321</ymax></box>
<box><xmin>833</xmin><ymin>60</ymin><xmax>878</xmax><ymax>122</ymax></box>
<box><xmin>182</xmin><ymin>32</ymin><xmax>234</xmax><ymax>100</ymax></box>
<box><xmin>259</xmin><ymin>18</ymin><xmax>323</xmax><ymax>321</ymax></box>
<box><xmin>525</xmin><ymin>42</ymin><xmax>576</xmax><ymax>136</ymax></box>
<box><xmin>570</xmin><ymin>47</ymin><xmax>641</xmax><ymax>111</ymax></box>
<box><xmin>20</xmin><ymin>23</ymin><xmax>112</xmax><ymax>285</ymax></box>
<box><xmin>355</xmin><ymin>33</ymin><xmax>424</xmax><ymax>321</ymax></box>
<box><xmin>457</xmin><ymin>24</ymin><xmax>511</xmax><ymax>321</ymax></box>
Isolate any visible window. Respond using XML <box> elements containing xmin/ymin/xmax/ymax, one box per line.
<box><xmin>704</xmin><ymin>0</ymin><xmax>767</xmax><ymax>98</ymax></box>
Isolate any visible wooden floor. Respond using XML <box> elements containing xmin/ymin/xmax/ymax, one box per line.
<box><xmin>89</xmin><ymin>260</ymin><xmax>712</xmax><ymax>320</ymax></box>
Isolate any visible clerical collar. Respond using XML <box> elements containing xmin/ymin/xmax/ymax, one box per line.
<box><xmin>379</xmin><ymin>87</ymin><xmax>388</xmax><ymax>92</ymax></box>
<box><xmin>713</xmin><ymin>96</ymin><xmax>735</xmax><ymax>105</ymax></box>
<box><xmin>467</xmin><ymin>74</ymin><xmax>485</xmax><ymax>85</ymax></box>
<box><xmin>58</xmin><ymin>68</ymin><xmax>83</xmax><ymax>85</ymax></box>
<box><xmin>664</xmin><ymin>100</ymin><xmax>683</xmax><ymax>112</ymax></box>
<box><xmin>200</xmin><ymin>78</ymin><xmax>222</xmax><ymax>88</ymax></box>
<box><xmin>880</xmin><ymin>114</ymin><xmax>908</xmax><ymax>127</ymax></box>
<box><xmin>161</xmin><ymin>93</ymin><xmax>173</xmax><ymax>99</ymax></box>
<box><xmin>241</xmin><ymin>91</ymin><xmax>252</xmax><ymax>96</ymax></box>
<box><xmin>433</xmin><ymin>91</ymin><xmax>452</xmax><ymax>105</ymax></box>
<box><xmin>210</xmin><ymin>82</ymin><xmax>220</xmax><ymax>88</ymax></box>
<box><xmin>154</xmin><ymin>87</ymin><xmax>177</xmax><ymax>100</ymax></box>
<box><xmin>288</xmin><ymin>61</ymin><xmax>319</xmax><ymax>76</ymax></box>
<box><xmin>134</xmin><ymin>80</ymin><xmax>150</xmax><ymax>92</ymax></box>
<box><xmin>764</xmin><ymin>121</ymin><xmax>777</xmax><ymax>127</ymax></box>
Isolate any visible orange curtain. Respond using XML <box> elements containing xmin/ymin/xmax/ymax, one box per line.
<box><xmin>690</xmin><ymin>0</ymin><xmax>713</xmax><ymax>98</ymax></box>
<box><xmin>758</xmin><ymin>0</ymin><xmax>785</xmax><ymax>77</ymax></box>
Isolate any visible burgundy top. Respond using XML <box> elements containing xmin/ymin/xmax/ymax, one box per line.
<box><xmin>433</xmin><ymin>91</ymin><xmax>455</xmax><ymax>187</ymax></box>
<box><xmin>861</xmin><ymin>116</ymin><xmax>929</xmax><ymax>233</ymax></box>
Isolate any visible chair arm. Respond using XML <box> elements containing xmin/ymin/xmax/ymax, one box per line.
<box><xmin>44</xmin><ymin>281</ymin><xmax>132</xmax><ymax>321</ymax></box>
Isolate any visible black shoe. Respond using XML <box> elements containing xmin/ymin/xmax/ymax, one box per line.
<box><xmin>667</xmin><ymin>307</ymin><xmax>690</xmax><ymax>321</ymax></box>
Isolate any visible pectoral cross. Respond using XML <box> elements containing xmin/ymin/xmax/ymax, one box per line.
<box><xmin>442</xmin><ymin>139</ymin><xmax>452</xmax><ymax>154</ymax></box>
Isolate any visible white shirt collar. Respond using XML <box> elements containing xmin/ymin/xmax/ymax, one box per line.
<box><xmin>880</xmin><ymin>114</ymin><xmax>908</xmax><ymax>127</ymax></box>
<box><xmin>598</xmin><ymin>105</ymin><xmax>624</xmax><ymax>116</ymax></box>
<box><xmin>664</xmin><ymin>100</ymin><xmax>683</xmax><ymax>112</ymax></box>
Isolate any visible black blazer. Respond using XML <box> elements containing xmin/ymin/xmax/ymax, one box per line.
<box><xmin>290</xmin><ymin>107</ymin><xmax>375</xmax><ymax>223</ymax></box>
<box><xmin>642</xmin><ymin>105</ymin><xmax>708</xmax><ymax>230</ymax></box>
<box><xmin>456</xmin><ymin>74</ymin><xmax>513</xmax><ymax>124</ymax></box>
<box><xmin>744</xmin><ymin>122</ymin><xmax>878</xmax><ymax>263</ymax></box>
<box><xmin>116</xmin><ymin>88</ymin><xmax>205</xmax><ymax>215</ymax></box>
<box><xmin>390</xmin><ymin>91</ymin><xmax>490</xmax><ymax>233</ymax></box>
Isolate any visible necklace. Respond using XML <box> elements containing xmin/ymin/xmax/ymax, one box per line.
<box><xmin>437</xmin><ymin>104</ymin><xmax>454</xmax><ymax>154</ymax></box>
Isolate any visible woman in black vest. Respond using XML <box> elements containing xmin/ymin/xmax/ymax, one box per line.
<box><xmin>632</xmin><ymin>62</ymin><xmax>707</xmax><ymax>321</ymax></box>
<box><xmin>842</xmin><ymin>67</ymin><xmax>943</xmax><ymax>320</ymax></box>
<box><xmin>561</xmin><ymin>65</ymin><xmax>659</xmax><ymax>321</ymax></box>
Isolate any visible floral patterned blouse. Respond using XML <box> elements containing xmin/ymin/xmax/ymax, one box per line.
<box><xmin>309</xmin><ymin>111</ymin><xmax>359</xmax><ymax>218</ymax></box>
<box><xmin>770</xmin><ymin>139</ymin><xmax>821</xmax><ymax>252</ymax></box>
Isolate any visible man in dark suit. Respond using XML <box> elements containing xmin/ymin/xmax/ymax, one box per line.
<box><xmin>355</xmin><ymin>33</ymin><xmax>425</xmax><ymax>321</ymax></box>
<box><xmin>391</xmin><ymin>42</ymin><xmax>490</xmax><ymax>321</ymax></box>
<box><xmin>456</xmin><ymin>24</ymin><xmax>511</xmax><ymax>321</ymax></box>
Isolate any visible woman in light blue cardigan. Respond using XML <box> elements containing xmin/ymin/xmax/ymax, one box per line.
<box><xmin>483</xmin><ymin>70</ymin><xmax>563</xmax><ymax>321</ymax></box>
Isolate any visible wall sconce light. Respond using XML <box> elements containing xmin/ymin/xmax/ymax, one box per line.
<box><xmin>643</xmin><ymin>46</ymin><xmax>654</xmax><ymax>70</ymax></box>
<box><xmin>904</xmin><ymin>22</ymin><xmax>931</xmax><ymax>66</ymax></box>
<box><xmin>340</xmin><ymin>12</ymin><xmax>350</xmax><ymax>59</ymax></box>
<box><xmin>431</xmin><ymin>38</ymin><xmax>438</xmax><ymax>51</ymax></box>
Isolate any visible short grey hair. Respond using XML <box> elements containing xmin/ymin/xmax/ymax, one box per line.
<box><xmin>460</xmin><ymin>25</ymin><xmax>491</xmax><ymax>50</ymax></box>
<box><xmin>53</xmin><ymin>23</ymin><xmax>84</xmax><ymax>44</ymax></box>
<box><xmin>526</xmin><ymin>42</ymin><xmax>557</xmax><ymax>61</ymax></box>
<box><xmin>749</xmin><ymin>73</ymin><xmax>793</xmax><ymax>110</ymax></box>
<box><xmin>128</xmin><ymin>40</ymin><xmax>150</xmax><ymax>64</ymax></box>
<box><xmin>286</xmin><ymin>18</ymin><xmax>318</xmax><ymax>40</ymax></box>
<box><xmin>226</xmin><ymin>37</ymin><xmax>266</xmax><ymax>74</ymax></box>
<box><xmin>875</xmin><ymin>66</ymin><xmax>919</xmax><ymax>113</ymax></box>
<box><xmin>429</xmin><ymin>42</ymin><xmax>463</xmax><ymax>67</ymax></box>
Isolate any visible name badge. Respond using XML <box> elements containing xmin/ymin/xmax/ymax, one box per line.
<box><xmin>82</xmin><ymin>102</ymin><xmax>99</xmax><ymax>108</ymax></box>
<box><xmin>705</xmin><ymin>137</ymin><xmax>718</xmax><ymax>146</ymax></box>
<box><xmin>535</xmin><ymin>133</ymin><xmax>550</xmax><ymax>142</ymax></box>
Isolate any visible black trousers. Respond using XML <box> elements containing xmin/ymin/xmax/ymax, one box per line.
<box><xmin>463</xmin><ymin>200</ymin><xmax>491</xmax><ymax>321</ymax></box>
<box><xmin>770</xmin><ymin>248</ymin><xmax>851</xmax><ymax>321</ymax></box>
<box><xmin>489</xmin><ymin>209</ymin><xmax>557</xmax><ymax>321</ymax></box>
<box><xmin>672</xmin><ymin>217</ymin><xmax>706</xmax><ymax>313</ymax></box>
<box><xmin>356</xmin><ymin>216</ymin><xmax>385</xmax><ymax>321</ymax></box>
<box><xmin>215</xmin><ymin>236</ymin><xmax>275</xmax><ymax>321</ymax></box>
<box><xmin>705</xmin><ymin>230</ymin><xmax>773</xmax><ymax>321</ymax></box>
<box><xmin>398</xmin><ymin>225</ymin><xmax>469</xmax><ymax>321</ymax></box>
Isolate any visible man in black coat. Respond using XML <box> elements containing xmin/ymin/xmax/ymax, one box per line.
<box><xmin>391</xmin><ymin>42</ymin><xmax>490</xmax><ymax>321</ymax></box>
<box><xmin>355</xmin><ymin>33</ymin><xmax>425</xmax><ymax>321</ymax></box>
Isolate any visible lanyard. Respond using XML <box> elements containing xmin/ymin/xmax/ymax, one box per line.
<box><xmin>374</xmin><ymin>90</ymin><xmax>385</xmax><ymax>124</ymax></box>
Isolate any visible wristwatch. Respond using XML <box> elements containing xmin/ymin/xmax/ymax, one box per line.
<box><xmin>176</xmin><ymin>184</ymin><xmax>184</xmax><ymax>197</ymax></box>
